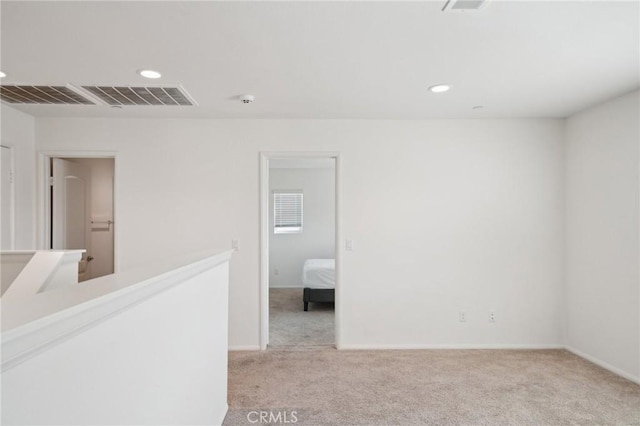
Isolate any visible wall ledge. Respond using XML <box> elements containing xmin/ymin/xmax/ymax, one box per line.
<box><xmin>3</xmin><ymin>250</ymin><xmax>85</xmax><ymax>300</ymax></box>
<box><xmin>1</xmin><ymin>249</ymin><xmax>232</xmax><ymax>372</ymax></box>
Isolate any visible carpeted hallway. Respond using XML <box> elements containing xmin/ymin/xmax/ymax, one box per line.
<box><xmin>269</xmin><ymin>288</ymin><xmax>334</xmax><ymax>347</ymax></box>
<box><xmin>223</xmin><ymin>348</ymin><xmax>640</xmax><ymax>425</ymax></box>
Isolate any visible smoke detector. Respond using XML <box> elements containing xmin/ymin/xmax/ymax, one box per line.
<box><xmin>442</xmin><ymin>0</ymin><xmax>489</xmax><ymax>12</ymax></box>
<box><xmin>239</xmin><ymin>94</ymin><xmax>255</xmax><ymax>104</ymax></box>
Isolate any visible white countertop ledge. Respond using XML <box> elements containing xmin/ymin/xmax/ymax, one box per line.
<box><xmin>1</xmin><ymin>249</ymin><xmax>233</xmax><ymax>372</ymax></box>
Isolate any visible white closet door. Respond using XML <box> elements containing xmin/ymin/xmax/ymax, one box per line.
<box><xmin>52</xmin><ymin>158</ymin><xmax>93</xmax><ymax>281</ymax></box>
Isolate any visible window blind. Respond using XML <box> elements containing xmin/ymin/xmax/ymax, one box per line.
<box><xmin>274</xmin><ymin>191</ymin><xmax>303</xmax><ymax>233</ymax></box>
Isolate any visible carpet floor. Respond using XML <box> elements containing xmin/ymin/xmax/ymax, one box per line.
<box><xmin>224</xmin><ymin>348</ymin><xmax>640</xmax><ymax>425</ymax></box>
<box><xmin>269</xmin><ymin>288</ymin><xmax>334</xmax><ymax>347</ymax></box>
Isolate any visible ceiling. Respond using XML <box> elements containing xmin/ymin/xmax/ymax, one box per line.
<box><xmin>1</xmin><ymin>1</ymin><xmax>638</xmax><ymax>119</ymax></box>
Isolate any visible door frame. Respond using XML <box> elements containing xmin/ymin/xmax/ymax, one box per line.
<box><xmin>37</xmin><ymin>151</ymin><xmax>119</xmax><ymax>273</ymax></box>
<box><xmin>259</xmin><ymin>151</ymin><xmax>342</xmax><ymax>350</ymax></box>
<box><xmin>1</xmin><ymin>144</ymin><xmax>16</xmax><ymax>249</ymax></box>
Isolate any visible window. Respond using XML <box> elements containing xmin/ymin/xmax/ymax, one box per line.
<box><xmin>273</xmin><ymin>190</ymin><xmax>303</xmax><ymax>234</ymax></box>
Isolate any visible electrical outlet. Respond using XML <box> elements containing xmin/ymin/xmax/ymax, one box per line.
<box><xmin>459</xmin><ymin>311</ymin><xmax>467</xmax><ymax>322</ymax></box>
<box><xmin>489</xmin><ymin>311</ymin><xmax>496</xmax><ymax>323</ymax></box>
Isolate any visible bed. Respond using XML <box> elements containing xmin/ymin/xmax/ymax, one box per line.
<box><xmin>302</xmin><ymin>258</ymin><xmax>335</xmax><ymax>311</ymax></box>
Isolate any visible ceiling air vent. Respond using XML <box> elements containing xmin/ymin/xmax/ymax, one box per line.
<box><xmin>442</xmin><ymin>0</ymin><xmax>489</xmax><ymax>12</ymax></box>
<box><xmin>0</xmin><ymin>85</ymin><xmax>94</xmax><ymax>104</ymax></box>
<box><xmin>81</xmin><ymin>85</ymin><xmax>196</xmax><ymax>106</ymax></box>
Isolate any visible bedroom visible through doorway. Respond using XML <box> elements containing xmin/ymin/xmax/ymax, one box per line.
<box><xmin>267</xmin><ymin>157</ymin><xmax>336</xmax><ymax>348</ymax></box>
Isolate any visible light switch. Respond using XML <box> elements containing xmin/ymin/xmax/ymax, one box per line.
<box><xmin>345</xmin><ymin>239</ymin><xmax>354</xmax><ymax>251</ymax></box>
<box><xmin>232</xmin><ymin>239</ymin><xmax>239</xmax><ymax>251</ymax></box>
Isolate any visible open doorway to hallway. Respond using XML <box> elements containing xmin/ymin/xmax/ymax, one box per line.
<box><xmin>47</xmin><ymin>156</ymin><xmax>115</xmax><ymax>281</ymax></box>
<box><xmin>261</xmin><ymin>154</ymin><xmax>339</xmax><ymax>349</ymax></box>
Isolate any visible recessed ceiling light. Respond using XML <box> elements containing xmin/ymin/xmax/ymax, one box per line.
<box><xmin>138</xmin><ymin>69</ymin><xmax>161</xmax><ymax>79</ymax></box>
<box><xmin>429</xmin><ymin>84</ymin><xmax>450</xmax><ymax>93</ymax></box>
<box><xmin>0</xmin><ymin>71</ymin><xmax>6</xmax><ymax>78</ymax></box>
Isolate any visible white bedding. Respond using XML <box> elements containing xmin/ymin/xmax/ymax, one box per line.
<box><xmin>302</xmin><ymin>259</ymin><xmax>335</xmax><ymax>289</ymax></box>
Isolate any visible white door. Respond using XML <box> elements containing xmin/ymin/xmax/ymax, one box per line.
<box><xmin>1</xmin><ymin>146</ymin><xmax>14</xmax><ymax>250</ymax></box>
<box><xmin>52</xmin><ymin>158</ymin><xmax>93</xmax><ymax>281</ymax></box>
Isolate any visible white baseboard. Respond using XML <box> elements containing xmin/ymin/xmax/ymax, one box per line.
<box><xmin>215</xmin><ymin>404</ymin><xmax>229</xmax><ymax>426</ymax></box>
<box><xmin>268</xmin><ymin>284</ymin><xmax>302</xmax><ymax>289</ymax></box>
<box><xmin>227</xmin><ymin>341</ymin><xmax>639</xmax><ymax>384</ymax></box>
<box><xmin>564</xmin><ymin>345</ymin><xmax>640</xmax><ymax>385</ymax></box>
<box><xmin>338</xmin><ymin>343</ymin><xmax>564</xmax><ymax>350</ymax></box>
<box><xmin>228</xmin><ymin>345</ymin><xmax>261</xmax><ymax>351</ymax></box>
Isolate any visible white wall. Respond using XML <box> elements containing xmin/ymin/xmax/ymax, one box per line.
<box><xmin>565</xmin><ymin>90</ymin><xmax>640</xmax><ymax>382</ymax></box>
<box><xmin>72</xmin><ymin>158</ymin><xmax>115</xmax><ymax>279</ymax></box>
<box><xmin>1</xmin><ymin>104</ymin><xmax>35</xmax><ymax>249</ymax></box>
<box><xmin>2</xmin><ymin>255</ymin><xmax>230</xmax><ymax>425</ymax></box>
<box><xmin>35</xmin><ymin>118</ymin><xmax>565</xmax><ymax>349</ymax></box>
<box><xmin>269</xmin><ymin>167</ymin><xmax>335</xmax><ymax>287</ymax></box>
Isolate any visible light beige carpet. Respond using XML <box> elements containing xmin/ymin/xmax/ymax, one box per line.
<box><xmin>224</xmin><ymin>348</ymin><xmax>640</xmax><ymax>425</ymax></box>
<box><xmin>269</xmin><ymin>288</ymin><xmax>334</xmax><ymax>347</ymax></box>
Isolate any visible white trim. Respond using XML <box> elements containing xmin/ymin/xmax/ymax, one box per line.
<box><xmin>339</xmin><ymin>344</ymin><xmax>566</xmax><ymax>350</ymax></box>
<box><xmin>215</xmin><ymin>404</ymin><xmax>229</xmax><ymax>426</ymax></box>
<box><xmin>37</xmin><ymin>151</ymin><xmax>119</xmax><ymax>273</ymax></box>
<box><xmin>2</xmin><ymin>250</ymin><xmax>84</xmax><ymax>301</ymax></box>
<box><xmin>270</xmin><ymin>158</ymin><xmax>335</xmax><ymax>169</ymax></box>
<box><xmin>1</xmin><ymin>250</ymin><xmax>232</xmax><ymax>372</ymax></box>
<box><xmin>565</xmin><ymin>345</ymin><xmax>640</xmax><ymax>385</ymax></box>
<box><xmin>259</xmin><ymin>151</ymin><xmax>341</xmax><ymax>351</ymax></box>
<box><xmin>229</xmin><ymin>345</ymin><xmax>262</xmax><ymax>351</ymax></box>
<box><xmin>268</xmin><ymin>284</ymin><xmax>303</xmax><ymax>289</ymax></box>
<box><xmin>334</xmin><ymin>155</ymin><xmax>342</xmax><ymax>349</ymax></box>
<box><xmin>259</xmin><ymin>154</ymin><xmax>269</xmax><ymax>350</ymax></box>
<box><xmin>0</xmin><ymin>144</ymin><xmax>16</xmax><ymax>249</ymax></box>
<box><xmin>442</xmin><ymin>0</ymin><xmax>490</xmax><ymax>12</ymax></box>
<box><xmin>337</xmin><ymin>343</ymin><xmax>640</xmax><ymax>384</ymax></box>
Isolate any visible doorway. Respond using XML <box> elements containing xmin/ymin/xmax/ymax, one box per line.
<box><xmin>41</xmin><ymin>153</ymin><xmax>116</xmax><ymax>281</ymax></box>
<box><xmin>260</xmin><ymin>153</ymin><xmax>341</xmax><ymax>349</ymax></box>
